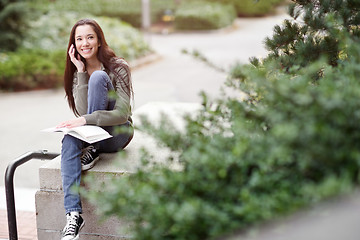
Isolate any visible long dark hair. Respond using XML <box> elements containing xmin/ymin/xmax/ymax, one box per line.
<box><xmin>64</xmin><ymin>18</ymin><xmax>133</xmax><ymax>116</ymax></box>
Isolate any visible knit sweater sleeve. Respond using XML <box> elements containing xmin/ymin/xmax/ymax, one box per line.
<box><xmin>83</xmin><ymin>63</ymin><xmax>132</xmax><ymax>126</ymax></box>
<box><xmin>73</xmin><ymin>71</ymin><xmax>89</xmax><ymax>116</ymax></box>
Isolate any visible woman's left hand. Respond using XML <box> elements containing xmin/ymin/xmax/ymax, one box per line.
<box><xmin>56</xmin><ymin>117</ymin><xmax>86</xmax><ymax>129</ymax></box>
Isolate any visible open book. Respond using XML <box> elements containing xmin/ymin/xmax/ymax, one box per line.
<box><xmin>42</xmin><ymin>125</ymin><xmax>112</xmax><ymax>144</ymax></box>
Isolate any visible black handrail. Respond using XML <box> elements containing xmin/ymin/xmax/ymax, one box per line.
<box><xmin>5</xmin><ymin>150</ymin><xmax>59</xmax><ymax>240</ymax></box>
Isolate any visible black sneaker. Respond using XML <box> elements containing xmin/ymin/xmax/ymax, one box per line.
<box><xmin>61</xmin><ymin>212</ymin><xmax>85</xmax><ymax>240</ymax></box>
<box><xmin>81</xmin><ymin>145</ymin><xmax>100</xmax><ymax>171</ymax></box>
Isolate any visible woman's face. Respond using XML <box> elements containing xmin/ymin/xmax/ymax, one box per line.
<box><xmin>74</xmin><ymin>24</ymin><xmax>100</xmax><ymax>61</ymax></box>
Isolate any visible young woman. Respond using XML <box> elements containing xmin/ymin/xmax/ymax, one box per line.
<box><xmin>58</xmin><ymin>19</ymin><xmax>134</xmax><ymax>240</ymax></box>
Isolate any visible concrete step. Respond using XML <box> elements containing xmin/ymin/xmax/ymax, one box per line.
<box><xmin>36</xmin><ymin>189</ymin><xmax>132</xmax><ymax>240</ymax></box>
<box><xmin>35</xmin><ymin>102</ymin><xmax>200</xmax><ymax>240</ymax></box>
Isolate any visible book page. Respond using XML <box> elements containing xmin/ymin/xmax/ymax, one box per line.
<box><xmin>42</xmin><ymin>125</ymin><xmax>112</xmax><ymax>144</ymax></box>
<box><xmin>70</xmin><ymin>126</ymin><xmax>110</xmax><ymax>138</ymax></box>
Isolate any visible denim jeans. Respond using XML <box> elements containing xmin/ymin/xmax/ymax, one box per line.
<box><xmin>61</xmin><ymin>70</ymin><xmax>133</xmax><ymax>214</ymax></box>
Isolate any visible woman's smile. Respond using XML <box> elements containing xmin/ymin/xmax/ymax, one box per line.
<box><xmin>81</xmin><ymin>48</ymin><xmax>93</xmax><ymax>54</ymax></box>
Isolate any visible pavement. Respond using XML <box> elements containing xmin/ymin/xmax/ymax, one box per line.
<box><xmin>0</xmin><ymin>9</ymin><xmax>290</xmax><ymax>239</ymax></box>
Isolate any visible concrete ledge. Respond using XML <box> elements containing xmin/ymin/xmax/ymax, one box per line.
<box><xmin>39</xmin><ymin>102</ymin><xmax>201</xmax><ymax>190</ymax></box>
<box><xmin>36</xmin><ymin>101</ymin><xmax>201</xmax><ymax>240</ymax></box>
<box><xmin>39</xmin><ymin>130</ymin><xmax>179</xmax><ymax>191</ymax></box>
<box><xmin>36</xmin><ymin>190</ymin><xmax>132</xmax><ymax>239</ymax></box>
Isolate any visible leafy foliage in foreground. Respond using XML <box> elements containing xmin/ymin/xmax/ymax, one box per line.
<box><xmin>85</xmin><ymin>33</ymin><xmax>360</xmax><ymax>239</ymax></box>
<box><xmin>84</xmin><ymin>1</ymin><xmax>360</xmax><ymax>239</ymax></box>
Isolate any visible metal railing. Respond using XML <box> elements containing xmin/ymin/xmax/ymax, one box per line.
<box><xmin>5</xmin><ymin>150</ymin><xmax>59</xmax><ymax>240</ymax></box>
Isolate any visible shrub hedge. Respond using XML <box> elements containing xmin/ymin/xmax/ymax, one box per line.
<box><xmin>21</xmin><ymin>11</ymin><xmax>150</xmax><ymax>60</ymax></box>
<box><xmin>206</xmin><ymin>0</ymin><xmax>286</xmax><ymax>16</ymax></box>
<box><xmin>1</xmin><ymin>10</ymin><xmax>150</xmax><ymax>92</ymax></box>
<box><xmin>0</xmin><ymin>50</ymin><xmax>65</xmax><ymax>91</ymax></box>
<box><xmin>81</xmin><ymin>1</ymin><xmax>360</xmax><ymax>239</ymax></box>
<box><xmin>0</xmin><ymin>0</ymin><xmax>29</xmax><ymax>51</ymax></box>
<box><xmin>31</xmin><ymin>0</ymin><xmax>282</xmax><ymax>30</ymax></box>
<box><xmin>31</xmin><ymin>0</ymin><xmax>176</xmax><ymax>28</ymax></box>
<box><xmin>174</xmin><ymin>1</ymin><xmax>236</xmax><ymax>30</ymax></box>
<box><xmin>85</xmin><ymin>34</ymin><xmax>360</xmax><ymax>239</ymax></box>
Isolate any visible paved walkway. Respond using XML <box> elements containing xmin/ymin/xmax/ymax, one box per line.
<box><xmin>0</xmin><ymin>210</ymin><xmax>37</xmax><ymax>240</ymax></box>
<box><xmin>0</xmin><ymin>10</ymin><xmax>288</xmax><ymax>239</ymax></box>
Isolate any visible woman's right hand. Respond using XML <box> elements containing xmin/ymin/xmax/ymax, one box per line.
<box><xmin>56</xmin><ymin>117</ymin><xmax>86</xmax><ymax>129</ymax></box>
<box><xmin>68</xmin><ymin>44</ymin><xmax>85</xmax><ymax>72</ymax></box>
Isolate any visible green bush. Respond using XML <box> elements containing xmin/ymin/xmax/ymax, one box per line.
<box><xmin>174</xmin><ymin>1</ymin><xmax>236</xmax><ymax>30</ymax></box>
<box><xmin>47</xmin><ymin>0</ymin><xmax>144</xmax><ymax>28</ymax></box>
<box><xmin>0</xmin><ymin>1</ymin><xmax>29</xmax><ymax>51</ymax></box>
<box><xmin>29</xmin><ymin>0</ymin><xmax>283</xmax><ymax>31</ymax></box>
<box><xmin>1</xmin><ymin>10</ymin><xmax>150</xmax><ymax>92</ymax></box>
<box><xmin>83</xmin><ymin>0</ymin><xmax>360</xmax><ymax>237</ymax></box>
<box><xmin>31</xmin><ymin>0</ymin><xmax>176</xmax><ymax>28</ymax></box>
<box><xmin>263</xmin><ymin>0</ymin><xmax>360</xmax><ymax>70</ymax></box>
<box><xmin>78</xmin><ymin>0</ymin><xmax>360</xmax><ymax>239</ymax></box>
<box><xmin>85</xmin><ymin>34</ymin><xmax>360</xmax><ymax>239</ymax></box>
<box><xmin>234</xmin><ymin>0</ymin><xmax>284</xmax><ymax>16</ymax></box>
<box><xmin>96</xmin><ymin>16</ymin><xmax>151</xmax><ymax>59</ymax></box>
<box><xmin>206</xmin><ymin>0</ymin><xmax>286</xmax><ymax>17</ymax></box>
<box><xmin>0</xmin><ymin>49</ymin><xmax>65</xmax><ymax>91</ymax></box>
<box><xmin>21</xmin><ymin>11</ymin><xmax>150</xmax><ymax>60</ymax></box>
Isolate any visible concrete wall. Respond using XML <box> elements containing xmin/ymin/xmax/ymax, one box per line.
<box><xmin>35</xmin><ymin>102</ymin><xmax>200</xmax><ymax>239</ymax></box>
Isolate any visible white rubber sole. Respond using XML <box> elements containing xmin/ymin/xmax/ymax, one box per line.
<box><xmin>81</xmin><ymin>156</ymin><xmax>100</xmax><ymax>171</ymax></box>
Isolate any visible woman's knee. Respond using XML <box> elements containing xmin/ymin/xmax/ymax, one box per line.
<box><xmin>88</xmin><ymin>70</ymin><xmax>110</xmax><ymax>88</ymax></box>
<box><xmin>62</xmin><ymin>134</ymin><xmax>83</xmax><ymax>151</ymax></box>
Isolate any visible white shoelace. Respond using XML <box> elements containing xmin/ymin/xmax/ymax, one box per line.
<box><xmin>63</xmin><ymin>214</ymin><xmax>79</xmax><ymax>236</ymax></box>
<box><xmin>81</xmin><ymin>146</ymin><xmax>95</xmax><ymax>164</ymax></box>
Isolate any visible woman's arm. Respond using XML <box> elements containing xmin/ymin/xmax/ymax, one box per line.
<box><xmin>57</xmin><ymin>72</ymin><xmax>88</xmax><ymax>129</ymax></box>
<box><xmin>56</xmin><ymin>116</ymin><xmax>86</xmax><ymax>128</ymax></box>
<box><xmin>82</xmin><ymin>62</ymin><xmax>132</xmax><ymax>126</ymax></box>
<box><xmin>73</xmin><ymin>72</ymin><xmax>89</xmax><ymax>116</ymax></box>
<box><xmin>69</xmin><ymin>44</ymin><xmax>89</xmax><ymax>116</ymax></box>
<box><xmin>83</xmin><ymin>89</ymin><xmax>131</xmax><ymax>126</ymax></box>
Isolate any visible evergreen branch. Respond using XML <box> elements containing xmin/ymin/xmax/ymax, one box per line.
<box><xmin>181</xmin><ymin>48</ymin><xmax>226</xmax><ymax>73</ymax></box>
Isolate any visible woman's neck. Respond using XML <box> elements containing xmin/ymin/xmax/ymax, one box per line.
<box><xmin>86</xmin><ymin>57</ymin><xmax>101</xmax><ymax>69</ymax></box>
<box><xmin>86</xmin><ymin>58</ymin><xmax>102</xmax><ymax>75</ymax></box>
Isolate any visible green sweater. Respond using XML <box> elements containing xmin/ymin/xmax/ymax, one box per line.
<box><xmin>73</xmin><ymin>59</ymin><xmax>132</xmax><ymax>126</ymax></box>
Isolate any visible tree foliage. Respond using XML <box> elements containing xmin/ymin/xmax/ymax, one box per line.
<box><xmin>262</xmin><ymin>0</ymin><xmax>360</xmax><ymax>70</ymax></box>
<box><xmin>85</xmin><ymin>1</ymin><xmax>360</xmax><ymax>239</ymax></box>
<box><xmin>87</xmin><ymin>36</ymin><xmax>360</xmax><ymax>239</ymax></box>
<box><xmin>0</xmin><ymin>0</ymin><xmax>29</xmax><ymax>51</ymax></box>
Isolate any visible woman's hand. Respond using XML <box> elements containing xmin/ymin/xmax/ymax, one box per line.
<box><xmin>68</xmin><ymin>44</ymin><xmax>85</xmax><ymax>72</ymax></box>
<box><xmin>57</xmin><ymin>117</ymin><xmax>86</xmax><ymax>129</ymax></box>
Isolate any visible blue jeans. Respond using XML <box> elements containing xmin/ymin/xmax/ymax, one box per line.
<box><xmin>61</xmin><ymin>70</ymin><xmax>133</xmax><ymax>214</ymax></box>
